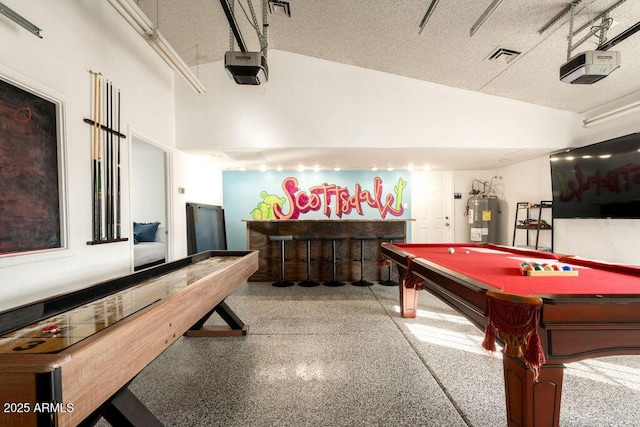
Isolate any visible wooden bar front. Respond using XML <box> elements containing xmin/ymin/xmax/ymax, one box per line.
<box><xmin>244</xmin><ymin>219</ymin><xmax>409</xmax><ymax>283</ymax></box>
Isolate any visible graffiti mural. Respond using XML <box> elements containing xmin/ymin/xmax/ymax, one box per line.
<box><xmin>250</xmin><ymin>176</ymin><xmax>408</xmax><ymax>220</ymax></box>
<box><xmin>250</xmin><ymin>191</ymin><xmax>286</xmax><ymax>220</ymax></box>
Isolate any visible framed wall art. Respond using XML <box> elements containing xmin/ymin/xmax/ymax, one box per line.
<box><xmin>0</xmin><ymin>75</ymin><xmax>66</xmax><ymax>257</ymax></box>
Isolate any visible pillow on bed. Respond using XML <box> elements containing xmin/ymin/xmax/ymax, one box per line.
<box><xmin>133</xmin><ymin>222</ymin><xmax>160</xmax><ymax>243</ymax></box>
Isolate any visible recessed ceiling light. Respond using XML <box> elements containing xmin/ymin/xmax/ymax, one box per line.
<box><xmin>297</xmin><ymin>165</ymin><xmax>305</xmax><ymax>172</ymax></box>
<box><xmin>387</xmin><ymin>167</ymin><xmax>394</xmax><ymax>171</ymax></box>
<box><xmin>276</xmin><ymin>166</ymin><xmax>283</xmax><ymax>171</ymax></box>
<box><xmin>334</xmin><ymin>167</ymin><xmax>341</xmax><ymax>171</ymax></box>
<box><xmin>371</xmin><ymin>167</ymin><xmax>378</xmax><ymax>171</ymax></box>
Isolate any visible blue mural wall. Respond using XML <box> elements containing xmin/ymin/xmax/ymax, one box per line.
<box><xmin>222</xmin><ymin>170</ymin><xmax>412</xmax><ymax>249</ymax></box>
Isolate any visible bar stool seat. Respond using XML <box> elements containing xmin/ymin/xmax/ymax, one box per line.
<box><xmin>352</xmin><ymin>235</ymin><xmax>377</xmax><ymax>286</ymax></box>
<box><xmin>295</xmin><ymin>235</ymin><xmax>321</xmax><ymax>287</ymax></box>
<box><xmin>270</xmin><ymin>235</ymin><xmax>294</xmax><ymax>287</ymax></box>
<box><xmin>379</xmin><ymin>235</ymin><xmax>404</xmax><ymax>286</ymax></box>
<box><xmin>323</xmin><ymin>236</ymin><xmax>347</xmax><ymax>287</ymax></box>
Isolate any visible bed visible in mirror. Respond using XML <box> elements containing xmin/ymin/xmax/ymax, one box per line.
<box><xmin>133</xmin><ymin>222</ymin><xmax>166</xmax><ymax>270</ymax></box>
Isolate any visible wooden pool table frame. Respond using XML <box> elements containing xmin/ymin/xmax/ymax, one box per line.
<box><xmin>381</xmin><ymin>242</ymin><xmax>640</xmax><ymax>427</ymax></box>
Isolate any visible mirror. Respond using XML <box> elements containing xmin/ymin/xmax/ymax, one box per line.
<box><xmin>131</xmin><ymin>137</ymin><xmax>168</xmax><ymax>271</ymax></box>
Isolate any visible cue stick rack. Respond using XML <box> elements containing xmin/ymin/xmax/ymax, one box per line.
<box><xmin>85</xmin><ymin>71</ymin><xmax>128</xmax><ymax>245</ymax></box>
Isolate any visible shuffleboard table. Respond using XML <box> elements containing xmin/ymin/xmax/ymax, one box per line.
<box><xmin>0</xmin><ymin>250</ymin><xmax>258</xmax><ymax>426</ymax></box>
<box><xmin>380</xmin><ymin>242</ymin><xmax>640</xmax><ymax>427</ymax></box>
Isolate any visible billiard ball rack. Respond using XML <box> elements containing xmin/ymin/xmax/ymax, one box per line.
<box><xmin>519</xmin><ymin>261</ymin><xmax>578</xmax><ymax>277</ymax></box>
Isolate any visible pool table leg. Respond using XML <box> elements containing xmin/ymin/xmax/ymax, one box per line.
<box><xmin>399</xmin><ymin>278</ymin><xmax>418</xmax><ymax>318</ymax></box>
<box><xmin>503</xmin><ymin>354</ymin><xmax>564</xmax><ymax>427</ymax></box>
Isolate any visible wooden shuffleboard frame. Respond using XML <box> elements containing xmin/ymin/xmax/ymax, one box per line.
<box><xmin>0</xmin><ymin>250</ymin><xmax>258</xmax><ymax>427</ymax></box>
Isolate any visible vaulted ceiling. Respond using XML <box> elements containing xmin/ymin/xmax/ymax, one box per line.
<box><xmin>138</xmin><ymin>0</ymin><xmax>640</xmax><ymax>113</ymax></box>
<box><xmin>135</xmin><ymin>0</ymin><xmax>640</xmax><ymax>170</ymax></box>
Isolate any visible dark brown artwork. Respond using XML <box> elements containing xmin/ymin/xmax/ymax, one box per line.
<box><xmin>0</xmin><ymin>79</ymin><xmax>61</xmax><ymax>255</ymax></box>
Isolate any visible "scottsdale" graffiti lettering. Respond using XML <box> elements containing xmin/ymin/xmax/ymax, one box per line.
<box><xmin>272</xmin><ymin>176</ymin><xmax>407</xmax><ymax>219</ymax></box>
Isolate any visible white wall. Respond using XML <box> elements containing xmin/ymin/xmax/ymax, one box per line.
<box><xmin>0</xmin><ymin>1</ymin><xmax>210</xmax><ymax>310</ymax></box>
<box><xmin>465</xmin><ymin>93</ymin><xmax>640</xmax><ymax>265</ymax></box>
<box><xmin>170</xmin><ymin>151</ymin><xmax>223</xmax><ymax>260</ymax></box>
<box><xmin>497</xmin><ymin>157</ymin><xmax>554</xmax><ymax>250</ymax></box>
<box><xmin>546</xmin><ymin>91</ymin><xmax>640</xmax><ymax>264</ymax></box>
<box><xmin>496</xmin><ymin>154</ymin><xmax>640</xmax><ymax>265</ymax></box>
<box><xmin>175</xmin><ymin>49</ymin><xmax>582</xmax><ymax>252</ymax></box>
<box><xmin>175</xmin><ymin>50</ymin><xmax>578</xmax><ymax>154</ymax></box>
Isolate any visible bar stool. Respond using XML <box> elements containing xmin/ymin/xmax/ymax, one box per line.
<box><xmin>270</xmin><ymin>235</ymin><xmax>294</xmax><ymax>287</ymax></box>
<box><xmin>323</xmin><ymin>236</ymin><xmax>347</xmax><ymax>287</ymax></box>
<box><xmin>352</xmin><ymin>236</ymin><xmax>377</xmax><ymax>286</ymax></box>
<box><xmin>296</xmin><ymin>235</ymin><xmax>321</xmax><ymax>287</ymax></box>
<box><xmin>379</xmin><ymin>235</ymin><xmax>404</xmax><ymax>286</ymax></box>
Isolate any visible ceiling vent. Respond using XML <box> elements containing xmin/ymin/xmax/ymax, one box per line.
<box><xmin>486</xmin><ymin>47</ymin><xmax>521</xmax><ymax>64</ymax></box>
<box><xmin>268</xmin><ymin>0</ymin><xmax>291</xmax><ymax>17</ymax></box>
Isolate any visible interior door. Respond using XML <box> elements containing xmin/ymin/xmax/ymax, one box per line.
<box><xmin>411</xmin><ymin>171</ymin><xmax>453</xmax><ymax>242</ymax></box>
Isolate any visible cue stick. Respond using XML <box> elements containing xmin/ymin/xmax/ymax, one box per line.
<box><xmin>110</xmin><ymin>81</ymin><xmax>115</xmax><ymax>239</ymax></box>
<box><xmin>97</xmin><ymin>76</ymin><xmax>103</xmax><ymax>239</ymax></box>
<box><xmin>92</xmin><ymin>72</ymin><xmax>100</xmax><ymax>241</ymax></box>
<box><xmin>107</xmin><ymin>81</ymin><xmax>113</xmax><ymax>239</ymax></box>
<box><xmin>105</xmin><ymin>80</ymin><xmax>110</xmax><ymax>239</ymax></box>
<box><xmin>116</xmin><ymin>89</ymin><xmax>121</xmax><ymax>238</ymax></box>
<box><xmin>110</xmin><ymin>83</ymin><xmax>116</xmax><ymax>239</ymax></box>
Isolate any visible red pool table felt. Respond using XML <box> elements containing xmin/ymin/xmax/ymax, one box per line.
<box><xmin>392</xmin><ymin>243</ymin><xmax>640</xmax><ymax>296</ymax></box>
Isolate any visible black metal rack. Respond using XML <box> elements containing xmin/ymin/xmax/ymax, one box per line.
<box><xmin>512</xmin><ymin>201</ymin><xmax>553</xmax><ymax>251</ymax></box>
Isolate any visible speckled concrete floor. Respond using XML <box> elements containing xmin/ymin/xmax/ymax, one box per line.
<box><xmin>101</xmin><ymin>283</ymin><xmax>640</xmax><ymax>426</ymax></box>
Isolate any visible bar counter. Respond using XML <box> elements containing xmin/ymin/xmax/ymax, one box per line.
<box><xmin>244</xmin><ymin>219</ymin><xmax>410</xmax><ymax>283</ymax></box>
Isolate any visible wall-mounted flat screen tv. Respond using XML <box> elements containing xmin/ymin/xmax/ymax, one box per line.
<box><xmin>550</xmin><ymin>132</ymin><xmax>640</xmax><ymax>219</ymax></box>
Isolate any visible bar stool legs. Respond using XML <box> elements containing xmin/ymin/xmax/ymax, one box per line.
<box><xmin>271</xmin><ymin>235</ymin><xmax>294</xmax><ymax>287</ymax></box>
<box><xmin>352</xmin><ymin>236</ymin><xmax>375</xmax><ymax>286</ymax></box>
<box><xmin>298</xmin><ymin>236</ymin><xmax>320</xmax><ymax>287</ymax></box>
<box><xmin>379</xmin><ymin>235</ymin><xmax>404</xmax><ymax>286</ymax></box>
<box><xmin>323</xmin><ymin>236</ymin><xmax>346</xmax><ymax>287</ymax></box>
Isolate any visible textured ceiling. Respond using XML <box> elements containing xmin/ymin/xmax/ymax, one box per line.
<box><xmin>138</xmin><ymin>0</ymin><xmax>640</xmax><ymax>113</ymax></box>
<box><xmin>135</xmin><ymin>0</ymin><xmax>640</xmax><ymax>170</ymax></box>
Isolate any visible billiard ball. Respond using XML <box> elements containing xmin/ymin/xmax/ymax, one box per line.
<box><xmin>465</xmin><ymin>250</ymin><xmax>470</xmax><ymax>254</ymax></box>
<box><xmin>448</xmin><ymin>247</ymin><xmax>455</xmax><ymax>254</ymax></box>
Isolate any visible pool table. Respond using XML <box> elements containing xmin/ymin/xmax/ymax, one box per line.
<box><xmin>380</xmin><ymin>242</ymin><xmax>640</xmax><ymax>427</ymax></box>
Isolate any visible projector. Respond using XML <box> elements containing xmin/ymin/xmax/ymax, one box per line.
<box><xmin>560</xmin><ymin>50</ymin><xmax>620</xmax><ymax>84</ymax></box>
<box><xmin>224</xmin><ymin>51</ymin><xmax>268</xmax><ymax>85</ymax></box>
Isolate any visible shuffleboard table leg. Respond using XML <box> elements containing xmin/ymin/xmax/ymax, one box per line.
<box><xmin>503</xmin><ymin>354</ymin><xmax>564</xmax><ymax>427</ymax></box>
<box><xmin>185</xmin><ymin>299</ymin><xmax>248</xmax><ymax>337</ymax></box>
<box><xmin>80</xmin><ymin>385</ymin><xmax>162</xmax><ymax>427</ymax></box>
<box><xmin>101</xmin><ymin>388</ymin><xmax>163</xmax><ymax>427</ymax></box>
